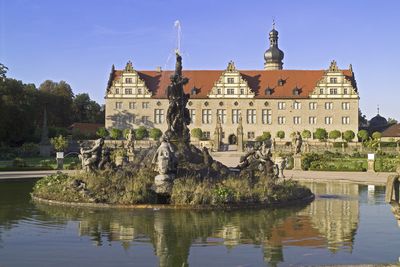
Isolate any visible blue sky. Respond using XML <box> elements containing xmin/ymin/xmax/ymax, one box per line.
<box><xmin>1</xmin><ymin>0</ymin><xmax>399</xmax><ymax>120</ymax></box>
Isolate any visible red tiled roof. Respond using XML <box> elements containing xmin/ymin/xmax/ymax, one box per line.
<box><xmin>382</xmin><ymin>124</ymin><xmax>400</xmax><ymax>137</ymax></box>
<box><xmin>112</xmin><ymin>69</ymin><xmax>354</xmax><ymax>99</ymax></box>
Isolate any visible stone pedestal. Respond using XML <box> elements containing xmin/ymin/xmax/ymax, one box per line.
<box><xmin>367</xmin><ymin>160</ymin><xmax>375</xmax><ymax>173</ymax></box>
<box><xmin>127</xmin><ymin>152</ymin><xmax>134</xmax><ymax>162</ymax></box>
<box><xmin>275</xmin><ymin>156</ymin><xmax>285</xmax><ymax>178</ymax></box>
<box><xmin>293</xmin><ymin>155</ymin><xmax>302</xmax><ymax>171</ymax></box>
<box><xmin>154</xmin><ymin>174</ymin><xmax>175</xmax><ymax>195</ymax></box>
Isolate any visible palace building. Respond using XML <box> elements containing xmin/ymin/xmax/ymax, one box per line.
<box><xmin>105</xmin><ymin>26</ymin><xmax>359</xmax><ymax>143</ymax></box>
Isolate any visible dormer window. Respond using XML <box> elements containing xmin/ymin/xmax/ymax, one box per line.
<box><xmin>217</xmin><ymin>88</ymin><xmax>222</xmax><ymax>94</ymax></box>
<box><xmin>115</xmin><ymin>88</ymin><xmax>120</xmax><ymax>94</ymax></box>
<box><xmin>329</xmin><ymin>88</ymin><xmax>338</xmax><ymax>95</ymax></box>
<box><xmin>265</xmin><ymin>87</ymin><xmax>273</xmax><ymax>95</ymax></box>
<box><xmin>125</xmin><ymin>78</ymin><xmax>132</xmax><ymax>84</ymax></box>
<box><xmin>319</xmin><ymin>88</ymin><xmax>324</xmax><ymax>94</ymax></box>
<box><xmin>227</xmin><ymin>88</ymin><xmax>235</xmax><ymax>95</ymax></box>
<box><xmin>278</xmin><ymin>79</ymin><xmax>285</xmax><ymax>86</ymax></box>
<box><xmin>137</xmin><ymin>88</ymin><xmax>142</xmax><ymax>94</ymax></box>
<box><xmin>125</xmin><ymin>88</ymin><xmax>132</xmax><ymax>94</ymax></box>
<box><xmin>292</xmin><ymin>87</ymin><xmax>301</xmax><ymax>96</ymax></box>
<box><xmin>343</xmin><ymin>88</ymin><xmax>348</xmax><ymax>94</ymax></box>
<box><xmin>227</xmin><ymin>78</ymin><xmax>234</xmax><ymax>84</ymax></box>
<box><xmin>191</xmin><ymin>87</ymin><xmax>198</xmax><ymax>95</ymax></box>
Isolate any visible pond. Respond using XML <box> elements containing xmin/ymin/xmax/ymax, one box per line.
<box><xmin>0</xmin><ymin>180</ymin><xmax>399</xmax><ymax>266</ymax></box>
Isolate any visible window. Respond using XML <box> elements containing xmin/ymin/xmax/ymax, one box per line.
<box><xmin>189</xmin><ymin>109</ymin><xmax>196</xmax><ymax>123</ymax></box>
<box><xmin>154</xmin><ymin>109</ymin><xmax>164</xmax><ymax>124</ymax></box>
<box><xmin>115</xmin><ymin>88</ymin><xmax>120</xmax><ymax>94</ymax></box>
<box><xmin>342</xmin><ymin>102</ymin><xmax>350</xmax><ymax>110</ymax></box>
<box><xmin>278</xmin><ymin>116</ymin><xmax>286</xmax><ymax>125</ymax></box>
<box><xmin>342</xmin><ymin>116</ymin><xmax>350</xmax><ymax>124</ymax></box>
<box><xmin>247</xmin><ymin>109</ymin><xmax>256</xmax><ymax>124</ymax></box>
<box><xmin>265</xmin><ymin>88</ymin><xmax>273</xmax><ymax>95</ymax></box>
<box><xmin>137</xmin><ymin>88</ymin><xmax>142</xmax><ymax>94</ymax></box>
<box><xmin>142</xmin><ymin>116</ymin><xmax>149</xmax><ymax>124</ymax></box>
<box><xmin>217</xmin><ymin>109</ymin><xmax>226</xmax><ymax>123</ymax></box>
<box><xmin>142</xmin><ymin>102</ymin><xmax>149</xmax><ymax>109</ymax></box>
<box><xmin>325</xmin><ymin>102</ymin><xmax>333</xmax><ymax>110</ymax></box>
<box><xmin>129</xmin><ymin>102</ymin><xmax>136</xmax><ymax>109</ymax></box>
<box><xmin>227</xmin><ymin>78</ymin><xmax>234</xmax><ymax>84</ymax></box>
<box><xmin>240</xmin><ymin>88</ymin><xmax>244</xmax><ymax>95</ymax></box>
<box><xmin>262</xmin><ymin>109</ymin><xmax>272</xmax><ymax>124</ymax></box>
<box><xmin>202</xmin><ymin>109</ymin><xmax>212</xmax><ymax>124</ymax></box>
<box><xmin>115</xmin><ymin>102</ymin><xmax>122</xmax><ymax>109</ymax></box>
<box><xmin>325</xmin><ymin>117</ymin><xmax>333</xmax><ymax>125</ymax></box>
<box><xmin>293</xmin><ymin>102</ymin><xmax>301</xmax><ymax>109</ymax></box>
<box><xmin>217</xmin><ymin>88</ymin><xmax>222</xmax><ymax>94</ymax></box>
<box><xmin>125</xmin><ymin>78</ymin><xmax>132</xmax><ymax>83</ymax></box>
<box><xmin>128</xmin><ymin>114</ymin><xmax>135</xmax><ymax>124</ymax></box>
<box><xmin>125</xmin><ymin>88</ymin><xmax>132</xmax><ymax>94</ymax></box>
<box><xmin>330</xmin><ymin>77</ymin><xmax>337</xmax><ymax>83</ymax></box>
<box><xmin>293</xmin><ymin>116</ymin><xmax>301</xmax><ymax>125</ymax></box>
<box><xmin>319</xmin><ymin>88</ymin><xmax>324</xmax><ymax>94</ymax></box>
<box><xmin>343</xmin><ymin>88</ymin><xmax>348</xmax><ymax>94</ymax></box>
<box><xmin>227</xmin><ymin>88</ymin><xmax>235</xmax><ymax>95</ymax></box>
<box><xmin>309</xmin><ymin>116</ymin><xmax>317</xmax><ymax>125</ymax></box>
<box><xmin>203</xmin><ymin>131</ymin><xmax>210</xmax><ymax>140</ymax></box>
<box><xmin>329</xmin><ymin>88</ymin><xmax>338</xmax><ymax>95</ymax></box>
<box><xmin>232</xmin><ymin>109</ymin><xmax>241</xmax><ymax>124</ymax></box>
<box><xmin>247</xmin><ymin>132</ymin><xmax>255</xmax><ymax>139</ymax></box>
<box><xmin>309</xmin><ymin>102</ymin><xmax>317</xmax><ymax>110</ymax></box>
<box><xmin>278</xmin><ymin>102</ymin><xmax>286</xmax><ymax>110</ymax></box>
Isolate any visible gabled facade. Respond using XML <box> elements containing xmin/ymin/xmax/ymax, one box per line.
<box><xmin>105</xmin><ymin>27</ymin><xmax>359</xmax><ymax>143</ymax></box>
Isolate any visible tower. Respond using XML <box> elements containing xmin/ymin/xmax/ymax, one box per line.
<box><xmin>264</xmin><ymin>22</ymin><xmax>284</xmax><ymax>70</ymax></box>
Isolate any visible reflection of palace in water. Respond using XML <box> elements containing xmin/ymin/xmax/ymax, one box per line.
<box><xmin>38</xmin><ymin>182</ymin><xmax>361</xmax><ymax>267</ymax></box>
<box><xmin>299</xmin><ymin>182</ymin><xmax>359</xmax><ymax>252</ymax></box>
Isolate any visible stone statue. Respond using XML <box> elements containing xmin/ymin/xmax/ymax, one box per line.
<box><xmin>275</xmin><ymin>157</ymin><xmax>287</xmax><ymax>178</ymax></box>
<box><xmin>237</xmin><ymin>143</ymin><xmax>276</xmax><ymax>177</ymax></box>
<box><xmin>79</xmin><ymin>138</ymin><xmax>104</xmax><ymax>172</ymax></box>
<box><xmin>165</xmin><ymin>52</ymin><xmax>191</xmax><ymax>143</ymax></box>
<box><xmin>152</xmin><ymin>135</ymin><xmax>177</xmax><ymax>175</ymax></box>
<box><xmin>152</xmin><ymin>134</ymin><xmax>178</xmax><ymax>195</ymax></box>
<box><xmin>125</xmin><ymin>129</ymin><xmax>135</xmax><ymax>155</ymax></box>
<box><xmin>98</xmin><ymin>147</ymin><xmax>113</xmax><ymax>170</ymax></box>
<box><xmin>294</xmin><ymin>131</ymin><xmax>303</xmax><ymax>155</ymax></box>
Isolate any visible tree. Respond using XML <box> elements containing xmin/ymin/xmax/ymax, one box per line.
<box><xmin>329</xmin><ymin>130</ymin><xmax>341</xmax><ymax>141</ymax></box>
<box><xmin>301</xmin><ymin>130</ymin><xmax>311</xmax><ymax>140</ymax></box>
<box><xmin>96</xmin><ymin>127</ymin><xmax>109</xmax><ymax>138</ymax></box>
<box><xmin>314</xmin><ymin>128</ymin><xmax>328</xmax><ymax>141</ymax></box>
<box><xmin>72</xmin><ymin>93</ymin><xmax>103</xmax><ymax>123</ymax></box>
<box><xmin>109</xmin><ymin>128</ymin><xmax>122</xmax><ymax>140</ymax></box>
<box><xmin>359</xmin><ymin>108</ymin><xmax>368</xmax><ymax>128</ymax></box>
<box><xmin>372</xmin><ymin>131</ymin><xmax>382</xmax><ymax>140</ymax></box>
<box><xmin>50</xmin><ymin>135</ymin><xmax>68</xmax><ymax>152</ymax></box>
<box><xmin>343</xmin><ymin>130</ymin><xmax>355</xmax><ymax>142</ymax></box>
<box><xmin>135</xmin><ymin>126</ymin><xmax>148</xmax><ymax>140</ymax></box>
<box><xmin>357</xmin><ymin>130</ymin><xmax>369</xmax><ymax>142</ymax></box>
<box><xmin>256</xmin><ymin>131</ymin><xmax>271</xmax><ymax>142</ymax></box>
<box><xmin>149</xmin><ymin>128</ymin><xmax>162</xmax><ymax>140</ymax></box>
<box><xmin>39</xmin><ymin>80</ymin><xmax>74</xmax><ymax>127</ymax></box>
<box><xmin>0</xmin><ymin>63</ymin><xmax>8</xmax><ymax>80</ymax></box>
<box><xmin>276</xmin><ymin>131</ymin><xmax>285</xmax><ymax>140</ymax></box>
<box><xmin>191</xmin><ymin>128</ymin><xmax>203</xmax><ymax>139</ymax></box>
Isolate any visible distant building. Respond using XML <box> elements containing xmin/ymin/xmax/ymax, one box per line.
<box><xmin>381</xmin><ymin>124</ymin><xmax>400</xmax><ymax>141</ymax></box>
<box><xmin>105</xmin><ymin>26</ymin><xmax>359</xmax><ymax>142</ymax></box>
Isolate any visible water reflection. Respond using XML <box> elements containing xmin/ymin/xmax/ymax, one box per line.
<box><xmin>2</xmin><ymin>181</ymin><xmax>397</xmax><ymax>266</ymax></box>
<box><xmin>29</xmin><ymin>182</ymin><xmax>359</xmax><ymax>266</ymax></box>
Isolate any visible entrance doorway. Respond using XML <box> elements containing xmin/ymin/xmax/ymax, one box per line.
<box><xmin>228</xmin><ymin>134</ymin><xmax>237</xmax><ymax>145</ymax></box>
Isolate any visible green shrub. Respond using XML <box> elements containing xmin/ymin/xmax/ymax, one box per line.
<box><xmin>343</xmin><ymin>130</ymin><xmax>355</xmax><ymax>142</ymax></box>
<box><xmin>135</xmin><ymin>126</ymin><xmax>148</xmax><ymax>140</ymax></box>
<box><xmin>333</xmin><ymin>142</ymin><xmax>348</xmax><ymax>148</ymax></box>
<box><xmin>256</xmin><ymin>132</ymin><xmax>272</xmax><ymax>142</ymax></box>
<box><xmin>191</xmin><ymin>128</ymin><xmax>203</xmax><ymax>139</ymax></box>
<box><xmin>329</xmin><ymin>130</ymin><xmax>341</xmax><ymax>141</ymax></box>
<box><xmin>276</xmin><ymin>131</ymin><xmax>285</xmax><ymax>140</ymax></box>
<box><xmin>358</xmin><ymin>130</ymin><xmax>369</xmax><ymax>142</ymax></box>
<box><xmin>50</xmin><ymin>135</ymin><xmax>68</xmax><ymax>152</ymax></box>
<box><xmin>40</xmin><ymin>159</ymin><xmax>53</xmax><ymax>168</ymax></box>
<box><xmin>109</xmin><ymin>128</ymin><xmax>122</xmax><ymax>140</ymax></box>
<box><xmin>19</xmin><ymin>143</ymin><xmax>39</xmax><ymax>157</ymax></box>
<box><xmin>301</xmin><ymin>130</ymin><xmax>312</xmax><ymax>140</ymax></box>
<box><xmin>96</xmin><ymin>127</ymin><xmax>109</xmax><ymax>138</ymax></box>
<box><xmin>314</xmin><ymin>128</ymin><xmax>327</xmax><ymax>141</ymax></box>
<box><xmin>372</xmin><ymin>132</ymin><xmax>382</xmax><ymax>140</ymax></box>
<box><xmin>12</xmin><ymin>157</ymin><xmax>27</xmax><ymax>167</ymax></box>
<box><xmin>149</xmin><ymin>128</ymin><xmax>162</xmax><ymax>140</ymax></box>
